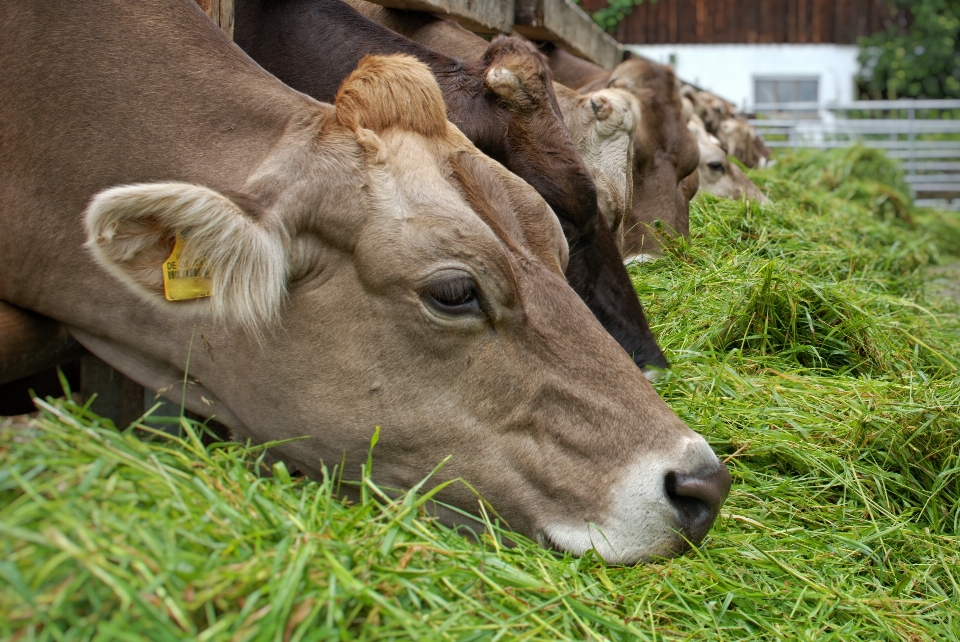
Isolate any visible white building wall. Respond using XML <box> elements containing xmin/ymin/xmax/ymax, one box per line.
<box><xmin>625</xmin><ymin>44</ymin><xmax>861</xmax><ymax>111</ymax></box>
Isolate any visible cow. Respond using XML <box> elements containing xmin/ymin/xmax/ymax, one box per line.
<box><xmin>553</xmin><ymin>84</ymin><xmax>640</xmax><ymax>235</ymax></box>
<box><xmin>717</xmin><ymin>116</ymin><xmax>773</xmax><ymax>170</ymax></box>
<box><xmin>1</xmin><ymin>0</ymin><xmax>730</xmax><ymax>563</ymax></box>
<box><xmin>680</xmin><ymin>85</ymin><xmax>772</xmax><ymax>169</ymax></box>
<box><xmin>688</xmin><ymin>115</ymin><xmax>769</xmax><ymax>203</ymax></box>
<box><xmin>587</xmin><ymin>59</ymin><xmax>702</xmax><ymax>262</ymax></box>
<box><xmin>235</xmin><ymin>0</ymin><xmax>668</xmax><ymax>373</ymax></box>
<box><xmin>545</xmin><ymin>47</ymin><xmax>703</xmax><ymax>260</ymax></box>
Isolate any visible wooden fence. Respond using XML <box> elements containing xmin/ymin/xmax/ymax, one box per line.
<box><xmin>750</xmin><ymin>99</ymin><xmax>960</xmax><ymax>210</ymax></box>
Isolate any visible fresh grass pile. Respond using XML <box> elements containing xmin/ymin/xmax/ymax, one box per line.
<box><xmin>3</xmin><ymin>146</ymin><xmax>960</xmax><ymax>640</ymax></box>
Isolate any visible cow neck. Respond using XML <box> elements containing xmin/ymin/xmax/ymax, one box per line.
<box><xmin>0</xmin><ymin>0</ymin><xmax>331</xmax><ymax>327</ymax></box>
<box><xmin>544</xmin><ymin>44</ymin><xmax>611</xmax><ymax>91</ymax></box>
<box><xmin>235</xmin><ymin>0</ymin><xmax>462</xmax><ymax>105</ymax></box>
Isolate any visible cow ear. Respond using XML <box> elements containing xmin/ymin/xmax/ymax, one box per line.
<box><xmin>589</xmin><ymin>93</ymin><xmax>613</xmax><ymax>120</ymax></box>
<box><xmin>84</xmin><ymin>183</ymin><xmax>287</xmax><ymax>332</ymax></box>
<box><xmin>608</xmin><ymin>77</ymin><xmax>628</xmax><ymax>90</ymax></box>
<box><xmin>485</xmin><ymin>66</ymin><xmax>520</xmax><ymax>101</ymax></box>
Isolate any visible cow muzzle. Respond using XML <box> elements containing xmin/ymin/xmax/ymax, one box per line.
<box><xmin>536</xmin><ymin>435</ymin><xmax>730</xmax><ymax>565</ymax></box>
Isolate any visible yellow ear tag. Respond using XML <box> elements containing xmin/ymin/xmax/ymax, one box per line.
<box><xmin>162</xmin><ymin>234</ymin><xmax>213</xmax><ymax>301</ymax></box>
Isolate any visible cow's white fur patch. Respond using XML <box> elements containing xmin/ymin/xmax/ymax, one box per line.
<box><xmin>623</xmin><ymin>253</ymin><xmax>658</xmax><ymax>266</ymax></box>
<box><xmin>539</xmin><ymin>436</ymin><xmax>721</xmax><ymax>564</ymax></box>
<box><xmin>84</xmin><ymin>182</ymin><xmax>288</xmax><ymax>333</ymax></box>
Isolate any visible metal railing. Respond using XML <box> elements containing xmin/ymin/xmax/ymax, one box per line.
<box><xmin>747</xmin><ymin>99</ymin><xmax>960</xmax><ymax>210</ymax></box>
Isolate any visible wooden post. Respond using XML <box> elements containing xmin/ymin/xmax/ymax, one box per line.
<box><xmin>0</xmin><ymin>302</ymin><xmax>86</xmax><ymax>385</ymax></box>
<box><xmin>514</xmin><ymin>0</ymin><xmax>624</xmax><ymax>70</ymax></box>
<box><xmin>196</xmin><ymin>0</ymin><xmax>235</xmax><ymax>39</ymax></box>
<box><xmin>80</xmin><ymin>356</ymin><xmax>145</xmax><ymax>428</ymax></box>
<box><xmin>363</xmin><ymin>0</ymin><xmax>514</xmax><ymax>34</ymax></box>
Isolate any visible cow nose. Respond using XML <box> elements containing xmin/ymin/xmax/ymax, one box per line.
<box><xmin>664</xmin><ymin>464</ymin><xmax>732</xmax><ymax>544</ymax></box>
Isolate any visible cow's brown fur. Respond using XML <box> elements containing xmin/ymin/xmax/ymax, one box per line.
<box><xmin>335</xmin><ymin>55</ymin><xmax>448</xmax><ymax>138</ymax></box>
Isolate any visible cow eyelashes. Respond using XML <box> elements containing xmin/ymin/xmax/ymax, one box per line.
<box><xmin>707</xmin><ymin>161</ymin><xmax>725</xmax><ymax>173</ymax></box>
<box><xmin>424</xmin><ymin>276</ymin><xmax>481</xmax><ymax>315</ymax></box>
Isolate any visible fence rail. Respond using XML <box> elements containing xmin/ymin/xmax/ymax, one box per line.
<box><xmin>748</xmin><ymin>99</ymin><xmax>960</xmax><ymax>210</ymax></box>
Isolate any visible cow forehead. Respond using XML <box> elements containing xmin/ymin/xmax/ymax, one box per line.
<box><xmin>376</xmin><ymin>132</ymin><xmax>467</xmax><ymax>210</ymax></box>
<box><xmin>362</xmin><ymin>131</ymin><xmax>518</xmax><ymax>256</ymax></box>
<box><xmin>360</xmin><ymin>129</ymin><xmax>567</xmax><ymax>285</ymax></box>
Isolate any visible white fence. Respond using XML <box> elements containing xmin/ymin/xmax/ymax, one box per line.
<box><xmin>748</xmin><ymin>99</ymin><xmax>960</xmax><ymax>210</ymax></box>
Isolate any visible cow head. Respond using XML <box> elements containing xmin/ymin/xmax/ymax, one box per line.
<box><xmin>465</xmin><ymin>35</ymin><xmax>600</xmax><ymax>240</ymax></box>
<box><xmin>555</xmin><ymin>84</ymin><xmax>640</xmax><ymax>235</ymax></box>
<box><xmin>458</xmin><ymin>36</ymin><xmax>668</xmax><ymax>373</ymax></box>
<box><xmin>84</xmin><ymin>55</ymin><xmax>729</xmax><ymax>564</ymax></box>
<box><xmin>717</xmin><ymin>116</ymin><xmax>769</xmax><ymax>169</ymax></box>
<box><xmin>606</xmin><ymin>59</ymin><xmax>700</xmax><ymax>261</ymax></box>
<box><xmin>689</xmin><ymin>116</ymin><xmax>769</xmax><ymax>203</ymax></box>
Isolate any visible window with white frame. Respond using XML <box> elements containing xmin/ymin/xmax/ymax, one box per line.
<box><xmin>755</xmin><ymin>77</ymin><xmax>818</xmax><ymax>113</ymax></box>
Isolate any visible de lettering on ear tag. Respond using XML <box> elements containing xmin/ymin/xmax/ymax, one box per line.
<box><xmin>162</xmin><ymin>234</ymin><xmax>213</xmax><ymax>301</ymax></box>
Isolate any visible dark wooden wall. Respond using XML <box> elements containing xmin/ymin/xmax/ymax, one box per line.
<box><xmin>578</xmin><ymin>0</ymin><xmax>902</xmax><ymax>45</ymax></box>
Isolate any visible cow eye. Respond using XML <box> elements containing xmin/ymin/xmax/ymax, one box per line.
<box><xmin>424</xmin><ymin>277</ymin><xmax>481</xmax><ymax>315</ymax></box>
<box><xmin>707</xmin><ymin>161</ymin><xmax>725</xmax><ymax>173</ymax></box>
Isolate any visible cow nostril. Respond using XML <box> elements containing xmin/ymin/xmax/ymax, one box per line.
<box><xmin>664</xmin><ymin>464</ymin><xmax>732</xmax><ymax>545</ymax></box>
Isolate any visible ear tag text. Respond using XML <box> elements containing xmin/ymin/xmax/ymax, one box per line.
<box><xmin>163</xmin><ymin>234</ymin><xmax>213</xmax><ymax>301</ymax></box>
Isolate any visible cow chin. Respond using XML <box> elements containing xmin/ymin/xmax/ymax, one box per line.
<box><xmin>536</xmin><ymin>436</ymin><xmax>729</xmax><ymax>565</ymax></box>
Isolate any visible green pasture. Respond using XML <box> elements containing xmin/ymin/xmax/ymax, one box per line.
<box><xmin>2</xmin><ymin>146</ymin><xmax>960</xmax><ymax>640</ymax></box>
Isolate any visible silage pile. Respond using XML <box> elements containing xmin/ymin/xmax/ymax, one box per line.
<box><xmin>2</xmin><ymin>146</ymin><xmax>959</xmax><ymax>640</ymax></box>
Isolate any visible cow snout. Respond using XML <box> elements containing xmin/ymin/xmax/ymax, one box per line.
<box><xmin>664</xmin><ymin>463</ymin><xmax>731</xmax><ymax>544</ymax></box>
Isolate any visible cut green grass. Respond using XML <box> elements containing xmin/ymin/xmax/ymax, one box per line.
<box><xmin>2</xmin><ymin>146</ymin><xmax>960</xmax><ymax>640</ymax></box>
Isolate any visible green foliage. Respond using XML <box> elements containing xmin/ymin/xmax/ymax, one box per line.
<box><xmin>3</xmin><ymin>147</ymin><xmax>960</xmax><ymax>639</ymax></box>
<box><xmin>580</xmin><ymin>0</ymin><xmax>656</xmax><ymax>34</ymax></box>
<box><xmin>858</xmin><ymin>0</ymin><xmax>960</xmax><ymax>99</ymax></box>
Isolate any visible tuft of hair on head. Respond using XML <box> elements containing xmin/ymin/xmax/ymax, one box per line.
<box><xmin>335</xmin><ymin>54</ymin><xmax>448</xmax><ymax>138</ymax></box>
<box><xmin>483</xmin><ymin>34</ymin><xmax>546</xmax><ymax>67</ymax></box>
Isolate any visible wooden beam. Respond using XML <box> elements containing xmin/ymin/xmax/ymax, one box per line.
<box><xmin>364</xmin><ymin>0</ymin><xmax>514</xmax><ymax>34</ymax></box>
<box><xmin>80</xmin><ymin>355</ymin><xmax>145</xmax><ymax>429</ymax></box>
<box><xmin>514</xmin><ymin>0</ymin><xmax>623</xmax><ymax>70</ymax></box>
<box><xmin>196</xmin><ymin>0</ymin><xmax>234</xmax><ymax>39</ymax></box>
<box><xmin>0</xmin><ymin>302</ymin><xmax>87</xmax><ymax>385</ymax></box>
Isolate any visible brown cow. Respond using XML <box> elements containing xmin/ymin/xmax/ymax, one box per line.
<box><xmin>1</xmin><ymin>0</ymin><xmax>730</xmax><ymax>563</ymax></box>
<box><xmin>717</xmin><ymin>116</ymin><xmax>773</xmax><ymax>169</ymax></box>
<box><xmin>235</xmin><ymin>0</ymin><xmax>668</xmax><ymax>372</ymax></box>
<box><xmin>681</xmin><ymin>85</ymin><xmax>772</xmax><ymax>169</ymax></box>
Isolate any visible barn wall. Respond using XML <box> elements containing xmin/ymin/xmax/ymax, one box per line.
<box><xmin>630</xmin><ymin>43</ymin><xmax>861</xmax><ymax>109</ymax></box>
<box><xmin>580</xmin><ymin>0</ymin><xmax>898</xmax><ymax>45</ymax></box>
